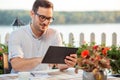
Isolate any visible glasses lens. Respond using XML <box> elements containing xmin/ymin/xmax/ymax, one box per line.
<box><xmin>39</xmin><ymin>15</ymin><xmax>46</xmax><ymax>21</ymax></box>
<box><xmin>36</xmin><ymin>13</ymin><xmax>54</xmax><ymax>22</ymax></box>
<box><xmin>48</xmin><ymin>17</ymin><xmax>54</xmax><ymax>22</ymax></box>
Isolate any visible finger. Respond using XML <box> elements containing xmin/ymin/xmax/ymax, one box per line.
<box><xmin>70</xmin><ymin>54</ymin><xmax>77</xmax><ymax>58</ymax></box>
<box><xmin>65</xmin><ymin>59</ymin><xmax>76</xmax><ymax>67</ymax></box>
<box><xmin>66</xmin><ymin>56</ymin><xmax>77</xmax><ymax>63</ymax></box>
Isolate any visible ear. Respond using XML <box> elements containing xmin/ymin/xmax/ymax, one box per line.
<box><xmin>30</xmin><ymin>10</ymin><xmax>35</xmax><ymax>19</ymax></box>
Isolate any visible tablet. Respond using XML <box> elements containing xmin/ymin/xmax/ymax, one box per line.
<box><xmin>42</xmin><ymin>46</ymin><xmax>78</xmax><ymax>64</ymax></box>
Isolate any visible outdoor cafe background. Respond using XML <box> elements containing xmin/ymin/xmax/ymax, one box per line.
<box><xmin>0</xmin><ymin>0</ymin><xmax>120</xmax><ymax>77</ymax></box>
<box><xmin>0</xmin><ymin>0</ymin><xmax>120</xmax><ymax>46</ymax></box>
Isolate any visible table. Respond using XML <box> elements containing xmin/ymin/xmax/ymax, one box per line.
<box><xmin>0</xmin><ymin>68</ymin><xmax>120</xmax><ymax>80</ymax></box>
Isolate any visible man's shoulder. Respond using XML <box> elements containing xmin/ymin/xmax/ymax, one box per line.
<box><xmin>10</xmin><ymin>25</ymin><xmax>30</xmax><ymax>35</ymax></box>
<box><xmin>47</xmin><ymin>28</ymin><xmax>59</xmax><ymax>33</ymax></box>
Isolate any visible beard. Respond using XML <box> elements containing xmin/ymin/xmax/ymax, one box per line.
<box><xmin>38</xmin><ymin>23</ymin><xmax>48</xmax><ymax>32</ymax></box>
<box><xmin>40</xmin><ymin>23</ymin><xmax>47</xmax><ymax>28</ymax></box>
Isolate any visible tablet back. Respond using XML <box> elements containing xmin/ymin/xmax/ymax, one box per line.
<box><xmin>42</xmin><ymin>46</ymin><xmax>78</xmax><ymax>64</ymax></box>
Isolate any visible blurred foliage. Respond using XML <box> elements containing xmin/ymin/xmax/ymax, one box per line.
<box><xmin>0</xmin><ymin>10</ymin><xmax>120</xmax><ymax>25</ymax></box>
<box><xmin>0</xmin><ymin>43</ymin><xmax>8</xmax><ymax>74</ymax></box>
<box><xmin>107</xmin><ymin>45</ymin><xmax>120</xmax><ymax>74</ymax></box>
<box><xmin>0</xmin><ymin>43</ymin><xmax>8</xmax><ymax>55</ymax></box>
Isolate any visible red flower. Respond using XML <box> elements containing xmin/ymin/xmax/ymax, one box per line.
<box><xmin>95</xmin><ymin>55</ymin><xmax>101</xmax><ymax>61</ymax></box>
<box><xmin>93</xmin><ymin>45</ymin><xmax>99</xmax><ymax>50</ymax></box>
<box><xmin>102</xmin><ymin>47</ymin><xmax>110</xmax><ymax>56</ymax></box>
<box><xmin>76</xmin><ymin>42</ymin><xmax>111</xmax><ymax>73</ymax></box>
<box><xmin>81</xmin><ymin>50</ymin><xmax>89</xmax><ymax>58</ymax></box>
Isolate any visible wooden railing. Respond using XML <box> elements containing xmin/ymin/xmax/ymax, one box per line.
<box><xmin>0</xmin><ymin>32</ymin><xmax>118</xmax><ymax>46</ymax></box>
<box><xmin>60</xmin><ymin>32</ymin><xmax>117</xmax><ymax>46</ymax></box>
<box><xmin>0</xmin><ymin>33</ymin><xmax>10</xmax><ymax>45</ymax></box>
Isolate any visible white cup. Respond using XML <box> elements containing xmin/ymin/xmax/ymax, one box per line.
<box><xmin>18</xmin><ymin>72</ymin><xmax>30</xmax><ymax>80</ymax></box>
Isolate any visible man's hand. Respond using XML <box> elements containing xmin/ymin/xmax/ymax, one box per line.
<box><xmin>56</xmin><ymin>54</ymin><xmax>77</xmax><ymax>71</ymax></box>
<box><xmin>65</xmin><ymin>54</ymin><xmax>77</xmax><ymax>67</ymax></box>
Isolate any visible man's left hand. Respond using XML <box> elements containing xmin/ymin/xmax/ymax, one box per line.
<box><xmin>65</xmin><ymin>54</ymin><xmax>77</xmax><ymax>67</ymax></box>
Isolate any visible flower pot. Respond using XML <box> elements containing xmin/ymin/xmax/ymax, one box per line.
<box><xmin>83</xmin><ymin>70</ymin><xmax>107</xmax><ymax>80</ymax></box>
<box><xmin>83</xmin><ymin>71</ymin><xmax>95</xmax><ymax>80</ymax></box>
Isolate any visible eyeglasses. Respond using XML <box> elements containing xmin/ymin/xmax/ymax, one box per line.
<box><xmin>35</xmin><ymin>13</ymin><xmax>54</xmax><ymax>23</ymax></box>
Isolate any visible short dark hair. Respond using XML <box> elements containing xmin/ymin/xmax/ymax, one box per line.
<box><xmin>32</xmin><ymin>0</ymin><xmax>53</xmax><ymax>13</ymax></box>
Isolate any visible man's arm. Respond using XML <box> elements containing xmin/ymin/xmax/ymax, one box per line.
<box><xmin>10</xmin><ymin>57</ymin><xmax>42</xmax><ymax>72</ymax></box>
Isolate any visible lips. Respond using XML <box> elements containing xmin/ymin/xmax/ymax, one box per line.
<box><xmin>41</xmin><ymin>26</ymin><xmax>46</xmax><ymax>29</ymax></box>
<box><xmin>40</xmin><ymin>24</ymin><xmax>46</xmax><ymax>30</ymax></box>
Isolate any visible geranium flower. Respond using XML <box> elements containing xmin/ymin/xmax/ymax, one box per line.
<box><xmin>75</xmin><ymin>42</ymin><xmax>111</xmax><ymax>73</ymax></box>
<box><xmin>102</xmin><ymin>47</ymin><xmax>110</xmax><ymax>56</ymax></box>
<box><xmin>81</xmin><ymin>50</ymin><xmax>89</xmax><ymax>58</ymax></box>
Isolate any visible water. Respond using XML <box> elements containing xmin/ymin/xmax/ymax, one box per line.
<box><xmin>0</xmin><ymin>24</ymin><xmax>120</xmax><ymax>46</ymax></box>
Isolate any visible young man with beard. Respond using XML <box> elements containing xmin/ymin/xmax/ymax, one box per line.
<box><xmin>8</xmin><ymin>0</ymin><xmax>77</xmax><ymax>73</ymax></box>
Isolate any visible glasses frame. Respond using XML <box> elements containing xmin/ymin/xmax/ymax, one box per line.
<box><xmin>35</xmin><ymin>13</ymin><xmax>54</xmax><ymax>23</ymax></box>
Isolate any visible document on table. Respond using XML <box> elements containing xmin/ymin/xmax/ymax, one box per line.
<box><xmin>30</xmin><ymin>72</ymin><xmax>50</xmax><ymax>78</ymax></box>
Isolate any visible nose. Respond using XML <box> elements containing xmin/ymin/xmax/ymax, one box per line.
<box><xmin>42</xmin><ymin>19</ymin><xmax>51</xmax><ymax>25</ymax></box>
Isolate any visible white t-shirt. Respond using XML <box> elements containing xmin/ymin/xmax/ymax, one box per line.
<box><xmin>8</xmin><ymin>25</ymin><xmax>62</xmax><ymax>73</ymax></box>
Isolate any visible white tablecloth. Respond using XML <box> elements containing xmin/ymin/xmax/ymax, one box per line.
<box><xmin>0</xmin><ymin>68</ymin><xmax>119</xmax><ymax>80</ymax></box>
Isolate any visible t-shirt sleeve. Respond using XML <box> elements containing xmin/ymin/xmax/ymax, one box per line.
<box><xmin>8</xmin><ymin>31</ymin><xmax>24</xmax><ymax>61</ymax></box>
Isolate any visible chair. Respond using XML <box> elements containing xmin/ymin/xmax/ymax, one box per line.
<box><xmin>2</xmin><ymin>53</ymin><xmax>12</xmax><ymax>74</ymax></box>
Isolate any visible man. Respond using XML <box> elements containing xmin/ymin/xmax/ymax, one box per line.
<box><xmin>8</xmin><ymin>0</ymin><xmax>77</xmax><ymax>73</ymax></box>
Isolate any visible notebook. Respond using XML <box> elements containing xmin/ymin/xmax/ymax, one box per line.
<box><xmin>42</xmin><ymin>46</ymin><xmax>78</xmax><ymax>64</ymax></box>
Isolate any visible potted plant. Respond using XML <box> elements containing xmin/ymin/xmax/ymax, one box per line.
<box><xmin>75</xmin><ymin>42</ymin><xmax>111</xmax><ymax>80</ymax></box>
<box><xmin>0</xmin><ymin>43</ymin><xmax>8</xmax><ymax>74</ymax></box>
